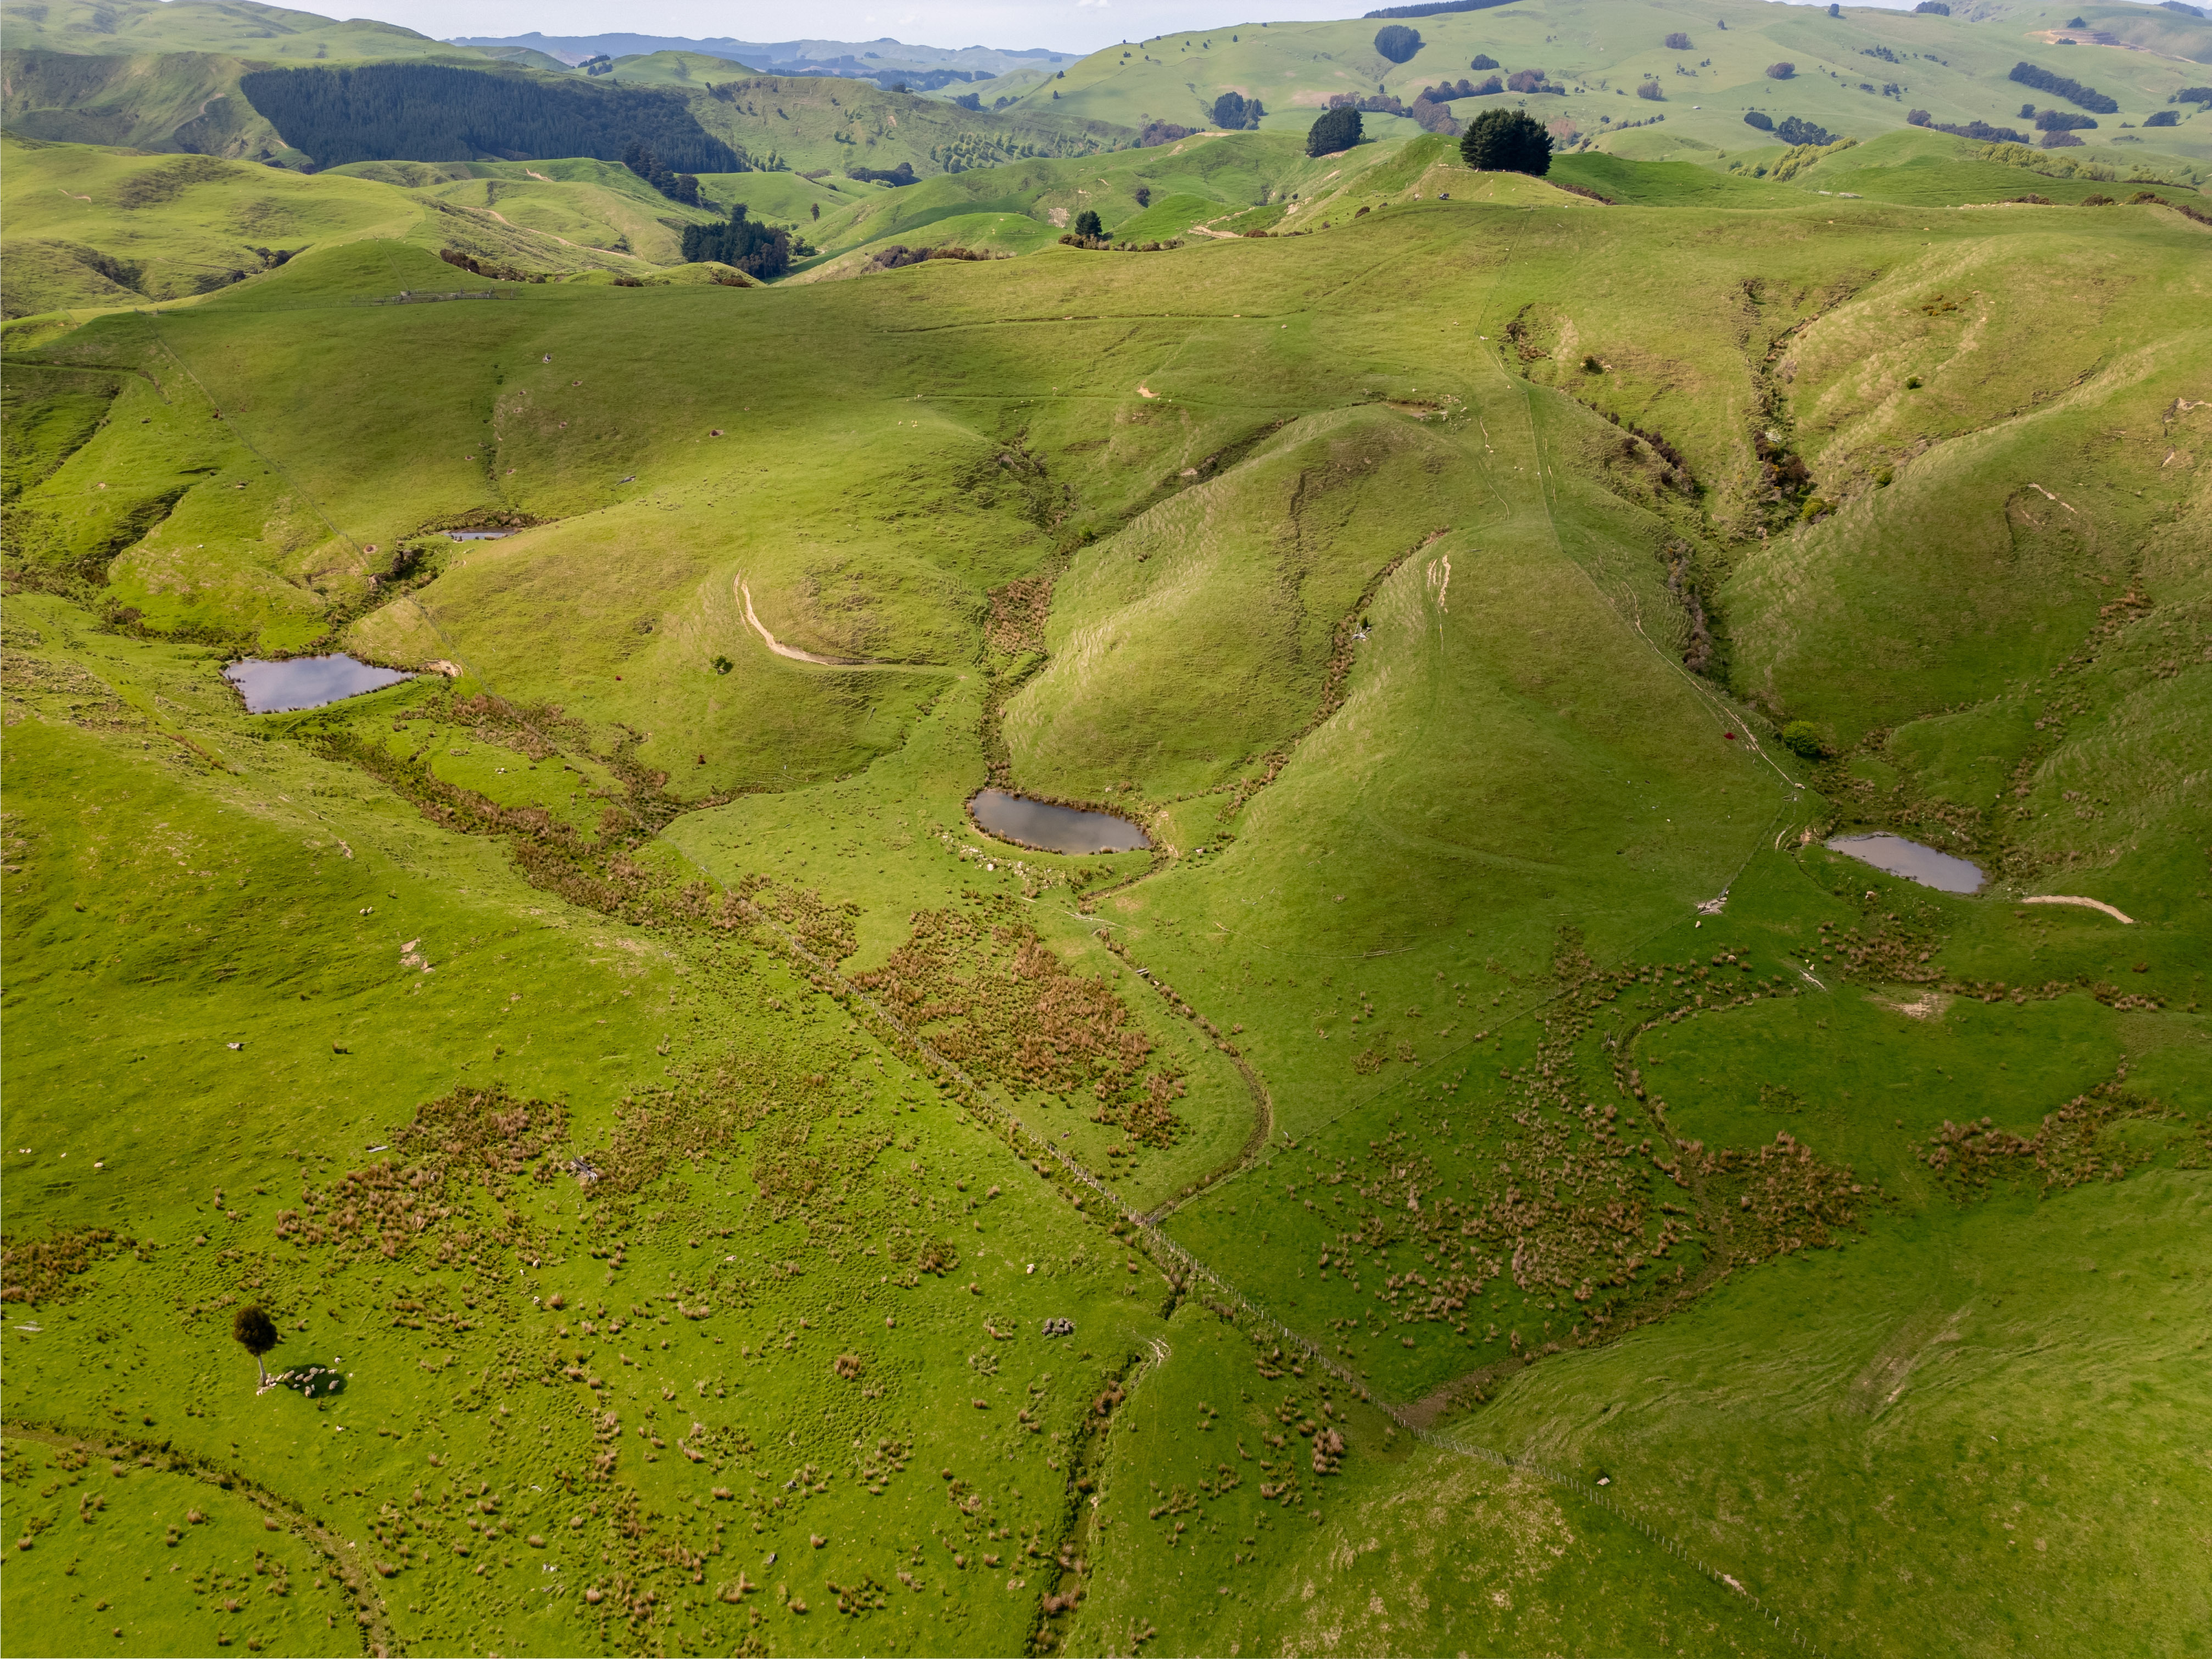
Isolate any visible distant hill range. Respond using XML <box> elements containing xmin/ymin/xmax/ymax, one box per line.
<box><xmin>449</xmin><ymin>35</ymin><xmax>1079</xmax><ymax>86</ymax></box>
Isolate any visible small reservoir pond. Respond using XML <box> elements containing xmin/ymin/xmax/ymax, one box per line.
<box><xmin>970</xmin><ymin>789</ymin><xmax>1151</xmax><ymax>854</ymax></box>
<box><xmin>225</xmin><ymin>655</ymin><xmax>413</xmax><ymax>714</ymax></box>
<box><xmin>1826</xmin><ymin>833</ymin><xmax>1985</xmax><ymax>894</ymax></box>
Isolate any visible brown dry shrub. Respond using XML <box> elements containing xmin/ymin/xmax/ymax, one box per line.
<box><xmin>276</xmin><ymin>1087</ymin><xmax>567</xmax><ymax>1260</ymax></box>
<box><xmin>1</xmin><ymin>1227</ymin><xmax>121</xmax><ymax>1303</ymax></box>
<box><xmin>854</xmin><ymin>908</ymin><xmax>1184</xmax><ymax>1143</ymax></box>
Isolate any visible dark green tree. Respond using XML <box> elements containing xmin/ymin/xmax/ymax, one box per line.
<box><xmin>1459</xmin><ymin>107</ymin><xmax>1552</xmax><ymax>175</ymax></box>
<box><xmin>1374</xmin><ymin>25</ymin><xmax>1424</xmax><ymax>63</ymax></box>
<box><xmin>1306</xmin><ymin>105</ymin><xmax>1363</xmax><ymax>157</ymax></box>
<box><xmin>234</xmin><ymin>1305</ymin><xmax>281</xmax><ymax>1389</ymax></box>
<box><xmin>1072</xmin><ymin>209</ymin><xmax>1104</xmax><ymax>238</ymax></box>
<box><xmin>1211</xmin><ymin>91</ymin><xmax>1265</xmax><ymax>129</ymax></box>
<box><xmin>681</xmin><ymin>208</ymin><xmax>793</xmax><ymax>279</ymax></box>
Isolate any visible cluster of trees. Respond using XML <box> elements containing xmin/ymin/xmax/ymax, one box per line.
<box><xmin>1306</xmin><ymin>105</ymin><xmax>1363</xmax><ymax>156</ymax></box>
<box><xmin>2009</xmin><ymin>59</ymin><xmax>2118</xmax><ymax>113</ymax></box>
<box><xmin>679</xmin><ymin>206</ymin><xmax>792</xmax><ymax>277</ymax></box>
<box><xmin>1362</xmin><ymin>0</ymin><xmax>1520</xmax><ymax>18</ymax></box>
<box><xmin>623</xmin><ymin>142</ymin><xmax>703</xmax><ymax>205</ymax></box>
<box><xmin>238</xmin><ymin>63</ymin><xmax>742</xmax><ymax>171</ymax></box>
<box><xmin>1664</xmin><ymin>31</ymin><xmax>1693</xmax><ymax>50</ymax></box>
<box><xmin>1316</xmin><ymin>87</ymin><xmax>1455</xmax><ymax>133</ymax></box>
<box><xmin>1210</xmin><ymin>91</ymin><xmax>1266</xmax><ymax>129</ymax></box>
<box><xmin>1373</xmin><ymin>25</ymin><xmax>1424</xmax><ymax>63</ymax></box>
<box><xmin>1423</xmin><ymin>76</ymin><xmax>1502</xmax><ymax>99</ymax></box>
<box><xmin>1459</xmin><ymin>106</ymin><xmax>1551</xmax><ymax>174</ymax></box>
<box><xmin>1765</xmin><ymin>62</ymin><xmax>1797</xmax><ymax>80</ymax></box>
<box><xmin>1138</xmin><ymin>120</ymin><xmax>1195</xmax><ymax>147</ymax></box>
<box><xmin>1906</xmin><ymin>110</ymin><xmax>2029</xmax><ymax>143</ymax></box>
<box><xmin>2033</xmin><ymin>108</ymin><xmax>2099</xmax><ymax>131</ymax></box>
<box><xmin>847</xmin><ymin>161</ymin><xmax>918</xmax><ymax>186</ymax></box>
<box><xmin>1509</xmin><ymin>68</ymin><xmax>1566</xmax><ymax>94</ymax></box>
<box><xmin>1913</xmin><ymin>2</ymin><xmax>1951</xmax><ymax>13</ymax></box>
<box><xmin>1743</xmin><ymin>112</ymin><xmax>1838</xmax><ymax>146</ymax></box>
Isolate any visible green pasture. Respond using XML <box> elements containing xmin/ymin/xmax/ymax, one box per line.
<box><xmin>3</xmin><ymin>53</ymin><xmax>2208</xmax><ymax>1657</ymax></box>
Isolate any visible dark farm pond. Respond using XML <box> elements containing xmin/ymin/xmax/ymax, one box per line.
<box><xmin>224</xmin><ymin>655</ymin><xmax>413</xmax><ymax>714</ymax></box>
<box><xmin>1826</xmin><ymin>833</ymin><xmax>1985</xmax><ymax>894</ymax></box>
<box><xmin>970</xmin><ymin>789</ymin><xmax>1151</xmax><ymax>854</ymax></box>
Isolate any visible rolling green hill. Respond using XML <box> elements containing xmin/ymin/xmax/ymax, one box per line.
<box><xmin>1017</xmin><ymin>0</ymin><xmax>2212</xmax><ymax>179</ymax></box>
<box><xmin>0</xmin><ymin>0</ymin><xmax>481</xmax><ymax>63</ymax></box>
<box><xmin>1</xmin><ymin>5</ymin><xmax>2208</xmax><ymax>1656</ymax></box>
<box><xmin>0</xmin><ymin>136</ymin><xmax>754</xmax><ymax>319</ymax></box>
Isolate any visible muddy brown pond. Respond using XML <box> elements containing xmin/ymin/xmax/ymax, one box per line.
<box><xmin>969</xmin><ymin>789</ymin><xmax>1150</xmax><ymax>854</ymax></box>
<box><xmin>224</xmin><ymin>655</ymin><xmax>413</xmax><ymax>714</ymax></box>
<box><xmin>1826</xmin><ymin>833</ymin><xmax>1985</xmax><ymax>894</ymax></box>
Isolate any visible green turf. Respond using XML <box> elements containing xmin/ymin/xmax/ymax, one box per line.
<box><xmin>3</xmin><ymin>26</ymin><xmax>2208</xmax><ymax>1655</ymax></box>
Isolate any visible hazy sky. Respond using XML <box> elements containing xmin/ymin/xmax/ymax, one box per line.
<box><xmin>405</xmin><ymin>0</ymin><xmax>1374</xmax><ymax>55</ymax></box>
<box><xmin>351</xmin><ymin>0</ymin><xmax>1894</xmax><ymax>58</ymax></box>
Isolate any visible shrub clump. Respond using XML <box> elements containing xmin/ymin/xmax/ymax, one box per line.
<box><xmin>865</xmin><ymin>244</ymin><xmax>1006</xmax><ymax>271</ymax></box>
<box><xmin>1766</xmin><ymin>61</ymin><xmax>1797</xmax><ymax>80</ymax></box>
<box><xmin>1665</xmin><ymin>31</ymin><xmax>1693</xmax><ymax>49</ymax></box>
<box><xmin>1779</xmin><ymin>721</ymin><xmax>1830</xmax><ymax>759</ymax></box>
<box><xmin>1459</xmin><ymin>107</ymin><xmax>1553</xmax><ymax>174</ymax></box>
<box><xmin>438</xmin><ymin>247</ymin><xmax>548</xmax><ymax>283</ymax></box>
<box><xmin>1</xmin><ymin>1227</ymin><xmax>123</xmax><ymax>1304</ymax></box>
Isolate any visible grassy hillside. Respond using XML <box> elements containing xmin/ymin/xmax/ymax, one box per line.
<box><xmin>637</xmin><ymin>63</ymin><xmax>1138</xmax><ymax>180</ymax></box>
<box><xmin>790</xmin><ymin>129</ymin><xmax>1362</xmax><ymax>271</ymax></box>
<box><xmin>2</xmin><ymin>17</ymin><xmax>2208</xmax><ymax>1659</ymax></box>
<box><xmin>0</xmin><ymin>0</ymin><xmax>476</xmax><ymax>64</ymax></box>
<box><xmin>0</xmin><ymin>47</ymin><xmax>308</xmax><ymax>162</ymax></box>
<box><xmin>0</xmin><ymin>137</ymin><xmax>740</xmax><ymax>319</ymax></box>
<box><xmin>1019</xmin><ymin>0</ymin><xmax>2212</xmax><ymax>177</ymax></box>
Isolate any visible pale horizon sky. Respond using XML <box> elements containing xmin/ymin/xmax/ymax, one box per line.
<box><xmin>323</xmin><ymin>0</ymin><xmax>1943</xmax><ymax>60</ymax></box>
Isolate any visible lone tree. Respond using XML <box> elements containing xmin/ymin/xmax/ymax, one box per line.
<box><xmin>233</xmin><ymin>1305</ymin><xmax>280</xmax><ymax>1389</ymax></box>
<box><xmin>1374</xmin><ymin>24</ymin><xmax>1424</xmax><ymax>63</ymax></box>
<box><xmin>1307</xmin><ymin>104</ymin><xmax>1363</xmax><ymax>157</ymax></box>
<box><xmin>1072</xmin><ymin>208</ymin><xmax>1103</xmax><ymax>238</ymax></box>
<box><xmin>1459</xmin><ymin>107</ymin><xmax>1553</xmax><ymax>175</ymax></box>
